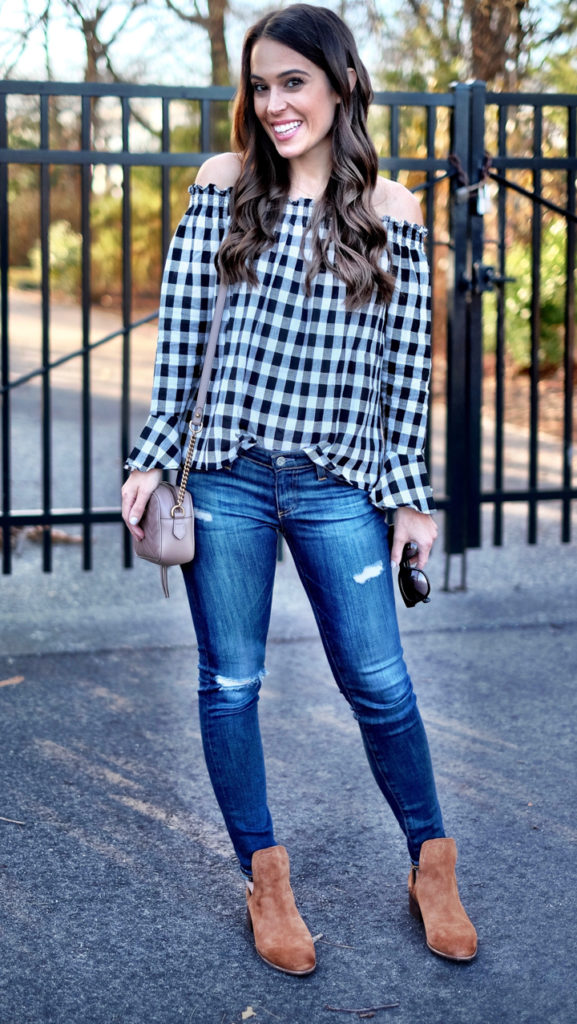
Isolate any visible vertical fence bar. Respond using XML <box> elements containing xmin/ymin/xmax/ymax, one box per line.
<box><xmin>389</xmin><ymin>104</ymin><xmax>399</xmax><ymax>182</ymax></box>
<box><xmin>40</xmin><ymin>93</ymin><xmax>52</xmax><ymax>571</ymax></box>
<box><xmin>81</xmin><ymin>95</ymin><xmax>93</xmax><ymax>568</ymax></box>
<box><xmin>425</xmin><ymin>105</ymin><xmax>436</xmax><ymax>251</ymax></box>
<box><xmin>528</xmin><ymin>105</ymin><xmax>542</xmax><ymax>543</ymax></box>
<box><xmin>562</xmin><ymin>103</ymin><xmax>576</xmax><ymax>542</ymax></box>
<box><xmin>121</xmin><ymin>96</ymin><xmax>133</xmax><ymax>568</ymax></box>
<box><xmin>466</xmin><ymin>80</ymin><xmax>487</xmax><ymax>550</ymax></box>
<box><xmin>493</xmin><ymin>102</ymin><xmax>508</xmax><ymax>546</ymax></box>
<box><xmin>201</xmin><ymin>97</ymin><xmax>211</xmax><ymax>155</ymax></box>
<box><xmin>161</xmin><ymin>97</ymin><xmax>171</xmax><ymax>259</ymax></box>
<box><xmin>445</xmin><ymin>83</ymin><xmax>471</xmax><ymax>558</ymax></box>
<box><xmin>0</xmin><ymin>92</ymin><xmax>11</xmax><ymax>573</ymax></box>
<box><xmin>424</xmin><ymin>103</ymin><xmax>436</xmax><ymax>478</ymax></box>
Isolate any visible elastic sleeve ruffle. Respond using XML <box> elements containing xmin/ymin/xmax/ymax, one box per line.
<box><xmin>371</xmin><ymin>228</ymin><xmax>435</xmax><ymax>514</ymax></box>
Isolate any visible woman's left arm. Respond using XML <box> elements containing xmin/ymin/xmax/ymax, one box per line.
<box><xmin>379</xmin><ymin>227</ymin><xmax>437</xmax><ymax>570</ymax></box>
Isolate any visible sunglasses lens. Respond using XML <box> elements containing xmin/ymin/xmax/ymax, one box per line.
<box><xmin>410</xmin><ymin>571</ymin><xmax>429</xmax><ymax>597</ymax></box>
<box><xmin>398</xmin><ymin>565</ymin><xmax>431</xmax><ymax>607</ymax></box>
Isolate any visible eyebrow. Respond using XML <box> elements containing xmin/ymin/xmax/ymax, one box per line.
<box><xmin>250</xmin><ymin>68</ymin><xmax>311</xmax><ymax>81</ymax></box>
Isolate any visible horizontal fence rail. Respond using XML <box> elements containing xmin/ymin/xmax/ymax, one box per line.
<box><xmin>1</xmin><ymin>80</ymin><xmax>576</xmax><ymax>576</ymax></box>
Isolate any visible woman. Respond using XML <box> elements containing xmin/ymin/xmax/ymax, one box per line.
<box><xmin>121</xmin><ymin>3</ymin><xmax>477</xmax><ymax>975</ymax></box>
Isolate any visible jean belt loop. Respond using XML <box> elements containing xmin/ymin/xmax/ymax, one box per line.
<box><xmin>315</xmin><ymin>462</ymin><xmax>327</xmax><ymax>482</ymax></box>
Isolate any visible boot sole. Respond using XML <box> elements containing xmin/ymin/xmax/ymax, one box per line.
<box><xmin>246</xmin><ymin>908</ymin><xmax>316</xmax><ymax>976</ymax></box>
<box><xmin>409</xmin><ymin>892</ymin><xmax>477</xmax><ymax>962</ymax></box>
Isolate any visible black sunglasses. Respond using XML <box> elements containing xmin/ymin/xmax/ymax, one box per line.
<box><xmin>389</xmin><ymin>527</ymin><xmax>431</xmax><ymax>608</ymax></box>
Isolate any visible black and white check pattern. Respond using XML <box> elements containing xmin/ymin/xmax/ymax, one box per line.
<box><xmin>127</xmin><ymin>184</ymin><xmax>434</xmax><ymax>513</ymax></box>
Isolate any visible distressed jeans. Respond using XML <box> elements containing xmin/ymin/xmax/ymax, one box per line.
<box><xmin>181</xmin><ymin>448</ymin><xmax>445</xmax><ymax>875</ymax></box>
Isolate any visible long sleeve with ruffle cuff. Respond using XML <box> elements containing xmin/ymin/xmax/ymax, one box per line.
<box><xmin>374</xmin><ymin>220</ymin><xmax>435</xmax><ymax>514</ymax></box>
<box><xmin>369</xmin><ymin>451</ymin><xmax>434</xmax><ymax>514</ymax></box>
<box><xmin>125</xmin><ymin>413</ymin><xmax>183</xmax><ymax>471</ymax></box>
<box><xmin>124</xmin><ymin>185</ymin><xmax>228</xmax><ymax>473</ymax></box>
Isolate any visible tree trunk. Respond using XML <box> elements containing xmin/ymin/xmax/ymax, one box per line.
<box><xmin>208</xmin><ymin>0</ymin><xmax>230</xmax><ymax>87</ymax></box>
<box><xmin>465</xmin><ymin>0</ymin><xmax>528</xmax><ymax>84</ymax></box>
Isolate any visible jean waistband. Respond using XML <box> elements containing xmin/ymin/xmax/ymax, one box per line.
<box><xmin>240</xmin><ymin>446</ymin><xmax>314</xmax><ymax>470</ymax></box>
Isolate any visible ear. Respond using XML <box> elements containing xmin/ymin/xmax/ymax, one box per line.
<box><xmin>347</xmin><ymin>67</ymin><xmax>357</xmax><ymax>92</ymax></box>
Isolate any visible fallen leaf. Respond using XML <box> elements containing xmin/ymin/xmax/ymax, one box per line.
<box><xmin>0</xmin><ymin>676</ymin><xmax>24</xmax><ymax>688</ymax></box>
<box><xmin>25</xmin><ymin>526</ymin><xmax>82</xmax><ymax>545</ymax></box>
<box><xmin>241</xmin><ymin>1010</ymin><xmax>256</xmax><ymax>1021</ymax></box>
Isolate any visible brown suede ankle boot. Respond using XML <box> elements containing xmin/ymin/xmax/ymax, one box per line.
<box><xmin>408</xmin><ymin>838</ymin><xmax>477</xmax><ymax>961</ymax></box>
<box><xmin>246</xmin><ymin>845</ymin><xmax>316</xmax><ymax>975</ymax></box>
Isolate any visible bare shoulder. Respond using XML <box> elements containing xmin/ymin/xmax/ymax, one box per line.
<box><xmin>195</xmin><ymin>152</ymin><xmax>241</xmax><ymax>189</ymax></box>
<box><xmin>372</xmin><ymin>176</ymin><xmax>423</xmax><ymax>226</ymax></box>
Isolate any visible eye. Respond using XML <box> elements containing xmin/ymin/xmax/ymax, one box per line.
<box><xmin>285</xmin><ymin>77</ymin><xmax>304</xmax><ymax>89</ymax></box>
<box><xmin>252</xmin><ymin>82</ymin><xmax>268</xmax><ymax>94</ymax></box>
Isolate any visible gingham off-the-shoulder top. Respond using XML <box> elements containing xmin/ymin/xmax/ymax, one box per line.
<box><xmin>126</xmin><ymin>183</ymin><xmax>434</xmax><ymax>514</ymax></box>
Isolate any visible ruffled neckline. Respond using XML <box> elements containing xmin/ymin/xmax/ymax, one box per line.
<box><xmin>187</xmin><ymin>182</ymin><xmax>427</xmax><ymax>237</ymax></box>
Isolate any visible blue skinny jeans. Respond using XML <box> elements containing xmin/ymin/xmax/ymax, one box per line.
<box><xmin>181</xmin><ymin>448</ymin><xmax>445</xmax><ymax>875</ymax></box>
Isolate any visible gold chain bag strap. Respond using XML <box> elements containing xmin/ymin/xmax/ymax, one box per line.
<box><xmin>133</xmin><ymin>282</ymin><xmax>228</xmax><ymax>597</ymax></box>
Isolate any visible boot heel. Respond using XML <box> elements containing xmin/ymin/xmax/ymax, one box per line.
<box><xmin>409</xmin><ymin>891</ymin><xmax>422</xmax><ymax>921</ymax></box>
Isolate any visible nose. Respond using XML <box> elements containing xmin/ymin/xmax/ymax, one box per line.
<box><xmin>267</xmin><ymin>86</ymin><xmax>286</xmax><ymax>115</ymax></box>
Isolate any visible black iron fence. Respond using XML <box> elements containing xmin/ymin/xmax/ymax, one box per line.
<box><xmin>445</xmin><ymin>85</ymin><xmax>577</xmax><ymax>562</ymax></box>
<box><xmin>1</xmin><ymin>80</ymin><xmax>576</xmax><ymax>576</ymax></box>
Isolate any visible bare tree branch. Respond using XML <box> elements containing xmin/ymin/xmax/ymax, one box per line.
<box><xmin>162</xmin><ymin>0</ymin><xmax>230</xmax><ymax>85</ymax></box>
<box><xmin>406</xmin><ymin>0</ymin><xmax>435</xmax><ymax>40</ymax></box>
<box><xmin>164</xmin><ymin>0</ymin><xmax>208</xmax><ymax>29</ymax></box>
<box><xmin>543</xmin><ymin>3</ymin><xmax>577</xmax><ymax>45</ymax></box>
<box><xmin>0</xmin><ymin>0</ymin><xmax>51</xmax><ymax>77</ymax></box>
<box><xmin>105</xmin><ymin>1</ymin><xmax>149</xmax><ymax>47</ymax></box>
<box><xmin>57</xmin><ymin>0</ymin><xmax>150</xmax><ymax>82</ymax></box>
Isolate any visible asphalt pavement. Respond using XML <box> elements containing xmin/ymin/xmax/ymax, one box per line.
<box><xmin>1</xmin><ymin>507</ymin><xmax>576</xmax><ymax>1024</ymax></box>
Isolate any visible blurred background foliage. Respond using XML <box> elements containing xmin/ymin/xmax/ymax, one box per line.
<box><xmin>483</xmin><ymin>219</ymin><xmax>575</xmax><ymax>374</ymax></box>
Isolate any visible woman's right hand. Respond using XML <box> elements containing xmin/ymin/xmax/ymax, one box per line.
<box><xmin>121</xmin><ymin>467</ymin><xmax>163</xmax><ymax>541</ymax></box>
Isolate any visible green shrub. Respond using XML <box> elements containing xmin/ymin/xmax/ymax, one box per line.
<box><xmin>485</xmin><ymin>220</ymin><xmax>575</xmax><ymax>373</ymax></box>
<box><xmin>28</xmin><ymin>220</ymin><xmax>82</xmax><ymax>297</ymax></box>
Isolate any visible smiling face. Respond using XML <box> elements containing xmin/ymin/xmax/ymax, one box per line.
<box><xmin>250</xmin><ymin>38</ymin><xmax>340</xmax><ymax>175</ymax></box>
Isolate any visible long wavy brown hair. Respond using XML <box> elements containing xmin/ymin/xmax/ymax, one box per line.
<box><xmin>217</xmin><ymin>4</ymin><xmax>395</xmax><ymax>310</ymax></box>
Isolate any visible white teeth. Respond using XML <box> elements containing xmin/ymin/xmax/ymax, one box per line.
<box><xmin>273</xmin><ymin>121</ymin><xmax>301</xmax><ymax>136</ymax></box>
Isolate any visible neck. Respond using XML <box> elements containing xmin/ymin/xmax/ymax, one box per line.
<box><xmin>288</xmin><ymin>182</ymin><xmax>325</xmax><ymax>200</ymax></box>
<box><xmin>287</xmin><ymin>151</ymin><xmax>332</xmax><ymax>201</ymax></box>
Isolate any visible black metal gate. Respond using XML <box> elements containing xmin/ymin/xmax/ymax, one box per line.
<box><xmin>445</xmin><ymin>83</ymin><xmax>577</xmax><ymax>566</ymax></box>
<box><xmin>1</xmin><ymin>81</ymin><xmax>576</xmax><ymax>575</ymax></box>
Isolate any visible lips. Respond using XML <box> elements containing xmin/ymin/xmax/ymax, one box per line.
<box><xmin>272</xmin><ymin>120</ymin><xmax>302</xmax><ymax>138</ymax></box>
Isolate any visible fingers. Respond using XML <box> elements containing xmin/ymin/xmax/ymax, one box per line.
<box><xmin>121</xmin><ymin>468</ymin><xmax>162</xmax><ymax>540</ymax></box>
<box><xmin>392</xmin><ymin>507</ymin><xmax>438</xmax><ymax>570</ymax></box>
<box><xmin>390</xmin><ymin>532</ymin><xmax>406</xmax><ymax>569</ymax></box>
<box><xmin>121</xmin><ymin>482</ymin><xmax>144</xmax><ymax>540</ymax></box>
<box><xmin>412</xmin><ymin>541</ymin><xmax>433</xmax><ymax>570</ymax></box>
<box><xmin>391</xmin><ymin>534</ymin><xmax>429</xmax><ymax>569</ymax></box>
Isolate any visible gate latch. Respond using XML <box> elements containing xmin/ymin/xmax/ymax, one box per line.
<box><xmin>462</xmin><ymin>262</ymin><xmax>516</xmax><ymax>294</ymax></box>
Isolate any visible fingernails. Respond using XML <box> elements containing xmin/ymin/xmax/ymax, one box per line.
<box><xmin>129</xmin><ymin>516</ymin><xmax>139</xmax><ymax>525</ymax></box>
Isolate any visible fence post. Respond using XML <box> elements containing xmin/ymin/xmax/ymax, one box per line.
<box><xmin>445</xmin><ymin>83</ymin><xmax>472</xmax><ymax>558</ymax></box>
<box><xmin>0</xmin><ymin>93</ymin><xmax>11</xmax><ymax>574</ymax></box>
<box><xmin>445</xmin><ymin>82</ymin><xmax>486</xmax><ymax>561</ymax></box>
<box><xmin>466</xmin><ymin>80</ymin><xmax>487</xmax><ymax>550</ymax></box>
